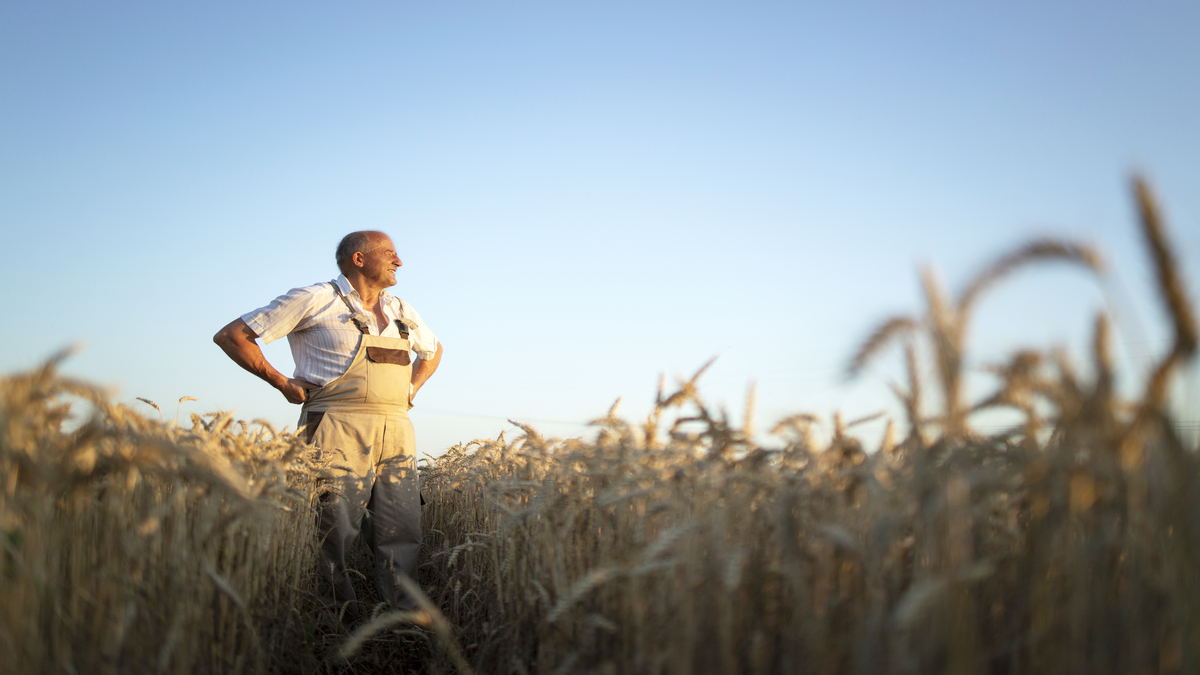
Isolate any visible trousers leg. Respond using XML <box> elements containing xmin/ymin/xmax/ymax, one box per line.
<box><xmin>367</xmin><ymin>414</ymin><xmax>421</xmax><ymax>609</ymax></box>
<box><xmin>308</xmin><ymin>411</ymin><xmax>380</xmax><ymax>616</ymax></box>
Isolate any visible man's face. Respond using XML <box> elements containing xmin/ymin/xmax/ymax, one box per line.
<box><xmin>360</xmin><ymin>235</ymin><xmax>402</xmax><ymax>287</ymax></box>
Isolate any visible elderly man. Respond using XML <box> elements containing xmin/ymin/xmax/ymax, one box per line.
<box><xmin>213</xmin><ymin>231</ymin><xmax>442</xmax><ymax>618</ymax></box>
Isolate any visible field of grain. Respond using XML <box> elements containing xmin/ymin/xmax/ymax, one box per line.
<box><xmin>2</xmin><ymin>178</ymin><xmax>1198</xmax><ymax>674</ymax></box>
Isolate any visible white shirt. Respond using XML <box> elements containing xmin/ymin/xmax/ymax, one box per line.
<box><xmin>241</xmin><ymin>274</ymin><xmax>439</xmax><ymax>386</ymax></box>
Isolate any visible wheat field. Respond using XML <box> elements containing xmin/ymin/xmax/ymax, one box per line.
<box><xmin>2</xmin><ymin>178</ymin><xmax>1198</xmax><ymax>674</ymax></box>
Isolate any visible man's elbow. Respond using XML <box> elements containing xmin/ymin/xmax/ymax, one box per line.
<box><xmin>213</xmin><ymin>325</ymin><xmax>234</xmax><ymax>348</ymax></box>
<box><xmin>213</xmin><ymin>319</ymin><xmax>250</xmax><ymax>350</ymax></box>
<box><xmin>416</xmin><ymin>343</ymin><xmax>443</xmax><ymax>369</ymax></box>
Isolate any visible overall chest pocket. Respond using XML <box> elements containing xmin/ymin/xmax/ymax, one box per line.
<box><xmin>365</xmin><ymin>346</ymin><xmax>411</xmax><ymax>406</ymax></box>
<box><xmin>366</xmin><ymin>347</ymin><xmax>410</xmax><ymax>366</ymax></box>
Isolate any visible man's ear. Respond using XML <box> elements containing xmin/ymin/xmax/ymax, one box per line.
<box><xmin>352</xmin><ymin>251</ymin><xmax>366</xmax><ymax>268</ymax></box>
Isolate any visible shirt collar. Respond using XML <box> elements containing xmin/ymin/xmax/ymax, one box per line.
<box><xmin>334</xmin><ymin>274</ymin><xmax>356</xmax><ymax>298</ymax></box>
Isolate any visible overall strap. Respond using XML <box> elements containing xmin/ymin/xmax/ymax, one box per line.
<box><xmin>328</xmin><ymin>281</ymin><xmax>370</xmax><ymax>335</ymax></box>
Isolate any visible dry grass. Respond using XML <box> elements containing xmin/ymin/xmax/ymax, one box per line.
<box><xmin>3</xmin><ymin>177</ymin><xmax>1198</xmax><ymax>673</ymax></box>
<box><xmin>0</xmin><ymin>355</ymin><xmax>330</xmax><ymax>674</ymax></box>
<box><xmin>419</xmin><ymin>177</ymin><xmax>1199</xmax><ymax>674</ymax></box>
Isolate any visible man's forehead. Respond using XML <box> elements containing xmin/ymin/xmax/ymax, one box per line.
<box><xmin>369</xmin><ymin>233</ymin><xmax>395</xmax><ymax>250</ymax></box>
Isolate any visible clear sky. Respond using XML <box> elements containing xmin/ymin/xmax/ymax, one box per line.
<box><xmin>3</xmin><ymin>2</ymin><xmax>1198</xmax><ymax>455</ymax></box>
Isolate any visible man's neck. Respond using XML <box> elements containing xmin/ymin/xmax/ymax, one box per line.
<box><xmin>344</xmin><ymin>273</ymin><xmax>384</xmax><ymax>311</ymax></box>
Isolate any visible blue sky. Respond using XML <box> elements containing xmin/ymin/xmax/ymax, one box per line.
<box><xmin>3</xmin><ymin>2</ymin><xmax>1198</xmax><ymax>455</ymax></box>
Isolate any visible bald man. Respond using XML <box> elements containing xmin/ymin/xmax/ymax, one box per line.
<box><xmin>214</xmin><ymin>230</ymin><xmax>443</xmax><ymax>619</ymax></box>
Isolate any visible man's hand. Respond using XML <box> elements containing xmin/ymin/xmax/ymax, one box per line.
<box><xmin>280</xmin><ymin>378</ymin><xmax>321</xmax><ymax>404</ymax></box>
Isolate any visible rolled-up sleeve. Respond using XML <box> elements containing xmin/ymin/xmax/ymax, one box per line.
<box><xmin>241</xmin><ymin>286</ymin><xmax>319</xmax><ymax>345</ymax></box>
<box><xmin>397</xmin><ymin>300</ymin><xmax>439</xmax><ymax>360</ymax></box>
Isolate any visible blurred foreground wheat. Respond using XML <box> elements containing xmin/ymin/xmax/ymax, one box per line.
<box><xmin>0</xmin><ymin>359</ymin><xmax>326</xmax><ymax>674</ymax></box>
<box><xmin>419</xmin><ymin>177</ymin><xmax>1200</xmax><ymax>674</ymax></box>
<box><xmin>2</xmin><ymin>178</ymin><xmax>1197</xmax><ymax>674</ymax></box>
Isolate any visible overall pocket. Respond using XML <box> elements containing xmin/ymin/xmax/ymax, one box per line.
<box><xmin>302</xmin><ymin>411</ymin><xmax>325</xmax><ymax>443</ymax></box>
<box><xmin>365</xmin><ymin>347</ymin><xmax>411</xmax><ymax>406</ymax></box>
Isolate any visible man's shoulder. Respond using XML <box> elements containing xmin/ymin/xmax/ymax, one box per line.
<box><xmin>385</xmin><ymin>294</ymin><xmax>432</xmax><ymax>331</ymax></box>
<box><xmin>380</xmin><ymin>290</ymin><xmax>408</xmax><ymax>310</ymax></box>
<box><xmin>250</xmin><ymin>280</ymin><xmax>338</xmax><ymax>316</ymax></box>
<box><xmin>279</xmin><ymin>280</ymin><xmax>339</xmax><ymax>299</ymax></box>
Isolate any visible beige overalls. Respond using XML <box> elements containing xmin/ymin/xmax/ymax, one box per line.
<box><xmin>299</xmin><ymin>283</ymin><xmax>420</xmax><ymax>614</ymax></box>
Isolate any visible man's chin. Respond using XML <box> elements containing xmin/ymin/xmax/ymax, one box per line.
<box><xmin>368</xmin><ymin>273</ymin><xmax>397</xmax><ymax>288</ymax></box>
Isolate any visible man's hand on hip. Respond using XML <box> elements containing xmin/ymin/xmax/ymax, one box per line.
<box><xmin>280</xmin><ymin>378</ymin><xmax>321</xmax><ymax>404</ymax></box>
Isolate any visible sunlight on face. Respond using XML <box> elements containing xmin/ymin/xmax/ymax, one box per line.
<box><xmin>361</xmin><ymin>235</ymin><xmax>402</xmax><ymax>287</ymax></box>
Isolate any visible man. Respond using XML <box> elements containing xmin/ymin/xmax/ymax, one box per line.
<box><xmin>213</xmin><ymin>230</ymin><xmax>443</xmax><ymax>618</ymax></box>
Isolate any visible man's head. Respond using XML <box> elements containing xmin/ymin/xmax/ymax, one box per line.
<box><xmin>336</xmin><ymin>230</ymin><xmax>401</xmax><ymax>288</ymax></box>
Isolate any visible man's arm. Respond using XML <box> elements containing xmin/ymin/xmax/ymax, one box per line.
<box><xmin>409</xmin><ymin>341</ymin><xmax>443</xmax><ymax>405</ymax></box>
<box><xmin>212</xmin><ymin>318</ymin><xmax>319</xmax><ymax>404</ymax></box>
